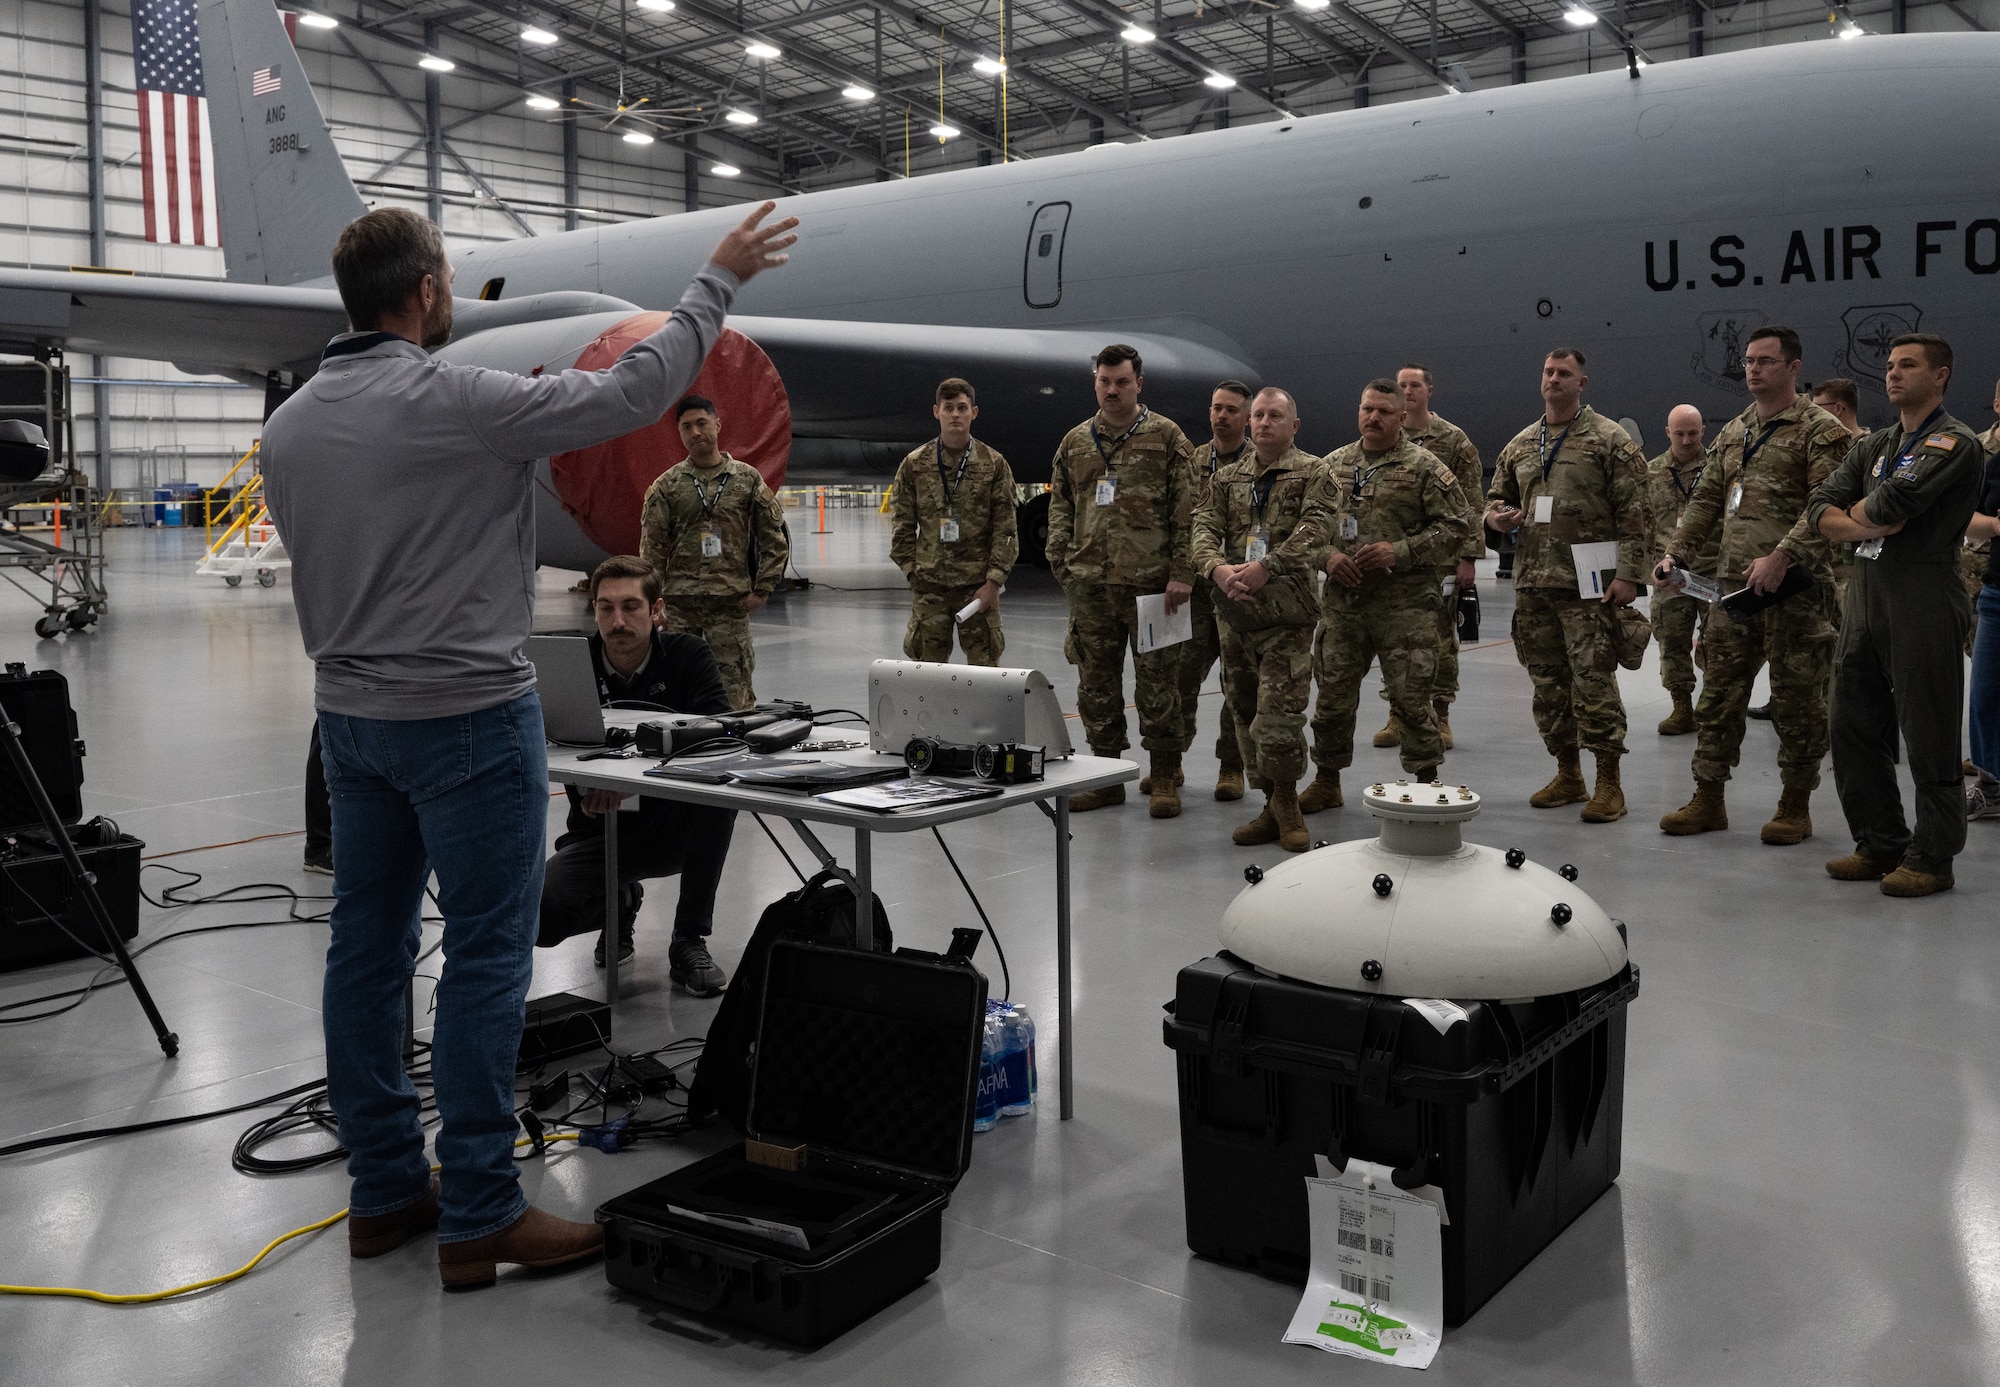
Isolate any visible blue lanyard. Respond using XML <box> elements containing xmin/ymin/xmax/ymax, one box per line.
<box><xmin>1538</xmin><ymin>417</ymin><xmax>1575</xmax><ymax>481</ymax></box>
<box><xmin>1250</xmin><ymin>467</ymin><xmax>1281</xmax><ymax>521</ymax></box>
<box><xmin>1352</xmin><ymin>456</ymin><xmax>1390</xmax><ymax>499</ymax></box>
<box><xmin>1090</xmin><ymin>408</ymin><xmax>1149</xmax><ymax>469</ymax></box>
<box><xmin>1668</xmin><ymin>462</ymin><xmax>1703</xmax><ymax>501</ymax></box>
<box><xmin>933</xmin><ymin>440</ymin><xmax>973</xmax><ymax>507</ymax></box>
<box><xmin>1207</xmin><ymin>442</ymin><xmax>1246</xmax><ymax>476</ymax></box>
<box><xmin>1890</xmin><ymin>406</ymin><xmax>1948</xmax><ymax>468</ymax></box>
<box><xmin>1738</xmin><ymin>418</ymin><xmax>1783</xmax><ymax>473</ymax></box>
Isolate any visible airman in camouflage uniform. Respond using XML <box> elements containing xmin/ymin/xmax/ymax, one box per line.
<box><xmin>890</xmin><ymin>378</ymin><xmax>1017</xmax><ymax>667</ymax></box>
<box><xmin>1193</xmin><ymin>387</ymin><xmax>1327</xmax><ymax>853</ymax></box>
<box><xmin>638</xmin><ymin>396</ymin><xmax>789</xmax><ymax>711</ymax></box>
<box><xmin>1047</xmin><ymin>344</ymin><xmax>1197</xmax><ymax>816</ymax></box>
<box><xmin>1657</xmin><ymin>327</ymin><xmax>1848</xmax><ymax>846</ymax></box>
<box><xmin>1369</xmin><ymin>365</ymin><xmax>1484</xmax><ymax>754</ymax></box>
<box><xmin>1966</xmin><ymin>408</ymin><xmax>2000</xmax><ymax>654</ymax></box>
<box><xmin>1645</xmin><ymin>405</ymin><xmax>1720</xmax><ymax>736</ymax></box>
<box><xmin>1810</xmin><ymin>379</ymin><xmax>1870</xmax><ymax>617</ymax></box>
<box><xmin>1485</xmin><ymin>350</ymin><xmax>1649</xmax><ymax>823</ymax></box>
<box><xmin>1301</xmin><ymin>379</ymin><xmax>1471</xmax><ymax>811</ymax></box>
<box><xmin>1173</xmin><ymin>382</ymin><xmax>1254</xmax><ymax>802</ymax></box>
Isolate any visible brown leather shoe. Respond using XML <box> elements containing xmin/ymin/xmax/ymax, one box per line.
<box><xmin>349</xmin><ymin>1180</ymin><xmax>440</xmax><ymax>1259</ymax></box>
<box><xmin>438</xmin><ymin>1206</ymin><xmax>605</xmax><ymax>1290</ymax></box>
<box><xmin>1825</xmin><ymin>850</ymin><xmax>1901</xmax><ymax>882</ymax></box>
<box><xmin>1881</xmin><ymin>865</ymin><xmax>1954</xmax><ymax>897</ymax></box>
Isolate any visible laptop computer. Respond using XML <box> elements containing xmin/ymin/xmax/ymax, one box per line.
<box><xmin>525</xmin><ymin>635</ymin><xmax>607</xmax><ymax>746</ymax></box>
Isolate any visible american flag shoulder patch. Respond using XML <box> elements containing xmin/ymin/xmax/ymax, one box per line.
<box><xmin>251</xmin><ymin>66</ymin><xmax>281</xmax><ymax>95</ymax></box>
<box><xmin>1924</xmin><ymin>434</ymin><xmax>1959</xmax><ymax>450</ymax></box>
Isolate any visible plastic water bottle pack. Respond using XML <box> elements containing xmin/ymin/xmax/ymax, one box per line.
<box><xmin>974</xmin><ymin>999</ymin><xmax>1037</xmax><ymax>1131</ymax></box>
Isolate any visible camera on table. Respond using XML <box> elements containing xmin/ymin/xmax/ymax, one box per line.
<box><xmin>903</xmin><ymin>737</ymin><xmax>1045</xmax><ymax>784</ymax></box>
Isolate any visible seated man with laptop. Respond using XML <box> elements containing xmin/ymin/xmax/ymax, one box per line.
<box><xmin>533</xmin><ymin>555</ymin><xmax>734</xmax><ymax>993</ymax></box>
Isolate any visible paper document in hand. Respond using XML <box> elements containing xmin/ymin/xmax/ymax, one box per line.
<box><xmin>1678</xmin><ymin>570</ymin><xmax>1721</xmax><ymax>604</ymax></box>
<box><xmin>1134</xmin><ymin>592</ymin><xmax>1193</xmax><ymax>653</ymax></box>
<box><xmin>1570</xmin><ymin>541</ymin><xmax>1623</xmax><ymax>599</ymax></box>
<box><xmin>1284</xmin><ymin>1171</ymin><xmax>1444</xmax><ymax>1369</ymax></box>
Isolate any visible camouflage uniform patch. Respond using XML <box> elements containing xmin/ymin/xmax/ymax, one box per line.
<box><xmin>1669</xmin><ymin>398</ymin><xmax>1849</xmax><ymax>782</ymax></box>
<box><xmin>1048</xmin><ymin>409</ymin><xmax>1196</xmax><ymax>754</ymax></box>
<box><xmin>1399</xmin><ymin>414</ymin><xmax>1484</xmax><ymax>707</ymax></box>
<box><xmin>1176</xmin><ymin>440</ymin><xmax>1251</xmax><ymax>762</ymax></box>
<box><xmin>903</xmin><ymin>586</ymin><xmax>1005</xmax><ymax>666</ymax></box>
<box><xmin>1645</xmin><ymin>449</ymin><xmax>1721</xmax><ymax>695</ymax></box>
<box><xmin>1308</xmin><ymin>438</ymin><xmax>1470</xmax><ymax>774</ymax></box>
<box><xmin>660</xmin><ymin>596</ymin><xmax>757</xmax><ymax>710</ymax></box>
<box><xmin>1191</xmin><ymin>444</ymin><xmax>1327</xmax><ymax>782</ymax></box>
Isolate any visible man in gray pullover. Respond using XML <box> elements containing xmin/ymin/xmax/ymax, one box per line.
<box><xmin>263</xmin><ymin>202</ymin><xmax>796</xmax><ymax>1289</ymax></box>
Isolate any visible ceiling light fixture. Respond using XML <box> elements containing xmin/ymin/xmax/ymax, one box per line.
<box><xmin>1203</xmin><ymin>72</ymin><xmax>1236</xmax><ymax>90</ymax></box>
<box><xmin>418</xmin><ymin>54</ymin><xmax>455</xmax><ymax>71</ymax></box>
<box><xmin>635</xmin><ymin>0</ymin><xmax>674</xmax><ymax>10</ymax></box>
<box><xmin>1562</xmin><ymin>5</ymin><xmax>1598</xmax><ymax>24</ymax></box>
<box><xmin>1120</xmin><ymin>23</ymin><xmax>1155</xmax><ymax>43</ymax></box>
<box><xmin>973</xmin><ymin>56</ymin><xmax>1006</xmax><ymax>76</ymax></box>
<box><xmin>297</xmin><ymin>12</ymin><xmax>339</xmax><ymax>28</ymax></box>
<box><xmin>745</xmin><ymin>40</ymin><xmax>781</xmax><ymax>59</ymax></box>
<box><xmin>929</xmin><ymin>121</ymin><xmax>960</xmax><ymax>139</ymax></box>
<box><xmin>524</xmin><ymin>93</ymin><xmax>560</xmax><ymax>110</ymax></box>
<box><xmin>725</xmin><ymin>108</ymin><xmax>759</xmax><ymax>125</ymax></box>
<box><xmin>521</xmin><ymin>25</ymin><xmax>557</xmax><ymax>44</ymax></box>
<box><xmin>622</xmin><ymin>129</ymin><xmax>655</xmax><ymax>144</ymax></box>
<box><xmin>1838</xmin><ymin>20</ymin><xmax>1863</xmax><ymax>36</ymax></box>
<box><xmin>841</xmin><ymin>84</ymin><xmax>875</xmax><ymax>101</ymax></box>
<box><xmin>1294</xmin><ymin>0</ymin><xmax>1330</xmax><ymax>8</ymax></box>
<box><xmin>711</xmin><ymin>162</ymin><xmax>741</xmax><ymax>177</ymax></box>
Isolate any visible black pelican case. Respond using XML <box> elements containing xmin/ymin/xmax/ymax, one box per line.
<box><xmin>1164</xmin><ymin>952</ymin><xmax>1639</xmax><ymax>1326</ymax></box>
<box><xmin>597</xmin><ymin>939</ymin><xmax>988</xmax><ymax>1346</ymax></box>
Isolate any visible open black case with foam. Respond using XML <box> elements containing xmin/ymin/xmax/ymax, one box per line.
<box><xmin>598</xmin><ymin>939</ymin><xmax>987</xmax><ymax>1345</ymax></box>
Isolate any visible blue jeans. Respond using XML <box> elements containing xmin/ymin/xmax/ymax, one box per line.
<box><xmin>1972</xmin><ymin>585</ymin><xmax>2000</xmax><ymax>779</ymax></box>
<box><xmin>317</xmin><ymin>692</ymin><xmax>547</xmax><ymax>1242</ymax></box>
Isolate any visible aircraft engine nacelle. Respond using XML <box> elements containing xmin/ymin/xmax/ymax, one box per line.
<box><xmin>434</xmin><ymin>311</ymin><xmax>793</xmax><ymax>563</ymax></box>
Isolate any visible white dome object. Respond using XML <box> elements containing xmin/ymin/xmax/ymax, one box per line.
<box><xmin>1217</xmin><ymin>780</ymin><xmax>1627</xmax><ymax>1000</ymax></box>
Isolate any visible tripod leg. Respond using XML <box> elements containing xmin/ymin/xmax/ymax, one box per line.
<box><xmin>0</xmin><ymin>717</ymin><xmax>178</xmax><ymax>1057</ymax></box>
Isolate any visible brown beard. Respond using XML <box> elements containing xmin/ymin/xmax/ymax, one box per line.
<box><xmin>421</xmin><ymin>291</ymin><xmax>454</xmax><ymax>349</ymax></box>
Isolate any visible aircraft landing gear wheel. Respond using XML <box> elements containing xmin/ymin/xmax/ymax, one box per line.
<box><xmin>34</xmin><ymin>614</ymin><xmax>63</xmax><ymax>639</ymax></box>
<box><xmin>256</xmin><ymin>569</ymin><xmax>276</xmax><ymax>588</ymax></box>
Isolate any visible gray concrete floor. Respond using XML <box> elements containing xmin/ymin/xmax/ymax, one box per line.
<box><xmin>1</xmin><ymin>518</ymin><xmax>1996</xmax><ymax>1386</ymax></box>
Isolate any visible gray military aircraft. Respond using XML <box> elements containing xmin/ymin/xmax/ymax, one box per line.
<box><xmin>1</xmin><ymin>0</ymin><xmax>1994</xmax><ymax>571</ymax></box>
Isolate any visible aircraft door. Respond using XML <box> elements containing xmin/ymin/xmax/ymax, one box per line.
<box><xmin>1024</xmin><ymin>202</ymin><xmax>1071</xmax><ymax>308</ymax></box>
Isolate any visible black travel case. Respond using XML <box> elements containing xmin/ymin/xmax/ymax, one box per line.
<box><xmin>1164</xmin><ymin>952</ymin><xmax>1639</xmax><ymax>1326</ymax></box>
<box><xmin>598</xmin><ymin>940</ymin><xmax>988</xmax><ymax>1346</ymax></box>
<box><xmin>0</xmin><ymin>667</ymin><xmax>143</xmax><ymax>972</ymax></box>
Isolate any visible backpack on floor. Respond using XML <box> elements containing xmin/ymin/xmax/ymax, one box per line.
<box><xmin>687</xmin><ymin>868</ymin><xmax>893</xmax><ymax>1132</ymax></box>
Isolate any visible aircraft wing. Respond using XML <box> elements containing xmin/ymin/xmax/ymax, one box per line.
<box><xmin>0</xmin><ymin>267</ymin><xmax>347</xmax><ymax>379</ymax></box>
<box><xmin>727</xmin><ymin>316</ymin><xmax>1257</xmax><ymax>446</ymax></box>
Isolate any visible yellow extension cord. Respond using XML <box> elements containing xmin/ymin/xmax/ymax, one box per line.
<box><xmin>1</xmin><ymin>1133</ymin><xmax>580</xmax><ymax>1304</ymax></box>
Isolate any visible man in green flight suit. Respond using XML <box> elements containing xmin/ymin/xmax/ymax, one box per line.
<box><xmin>1809</xmin><ymin>333</ymin><xmax>1987</xmax><ymax>897</ymax></box>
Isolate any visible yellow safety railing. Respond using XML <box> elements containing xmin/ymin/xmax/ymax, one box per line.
<box><xmin>204</xmin><ymin>442</ymin><xmax>262</xmax><ymax>549</ymax></box>
<box><xmin>201</xmin><ymin>474</ymin><xmax>268</xmax><ymax>563</ymax></box>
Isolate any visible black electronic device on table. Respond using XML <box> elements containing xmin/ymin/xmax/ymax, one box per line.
<box><xmin>597</xmin><ymin>939</ymin><xmax>988</xmax><ymax>1346</ymax></box>
<box><xmin>0</xmin><ymin>664</ymin><xmax>175</xmax><ymax>1054</ymax></box>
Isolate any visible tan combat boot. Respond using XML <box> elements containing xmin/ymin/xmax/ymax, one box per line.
<box><xmin>1580</xmin><ymin>753</ymin><xmax>1626</xmax><ymax>823</ymax></box>
<box><xmin>1372</xmin><ymin>714</ymin><xmax>1403</xmax><ymax>748</ymax></box>
<box><xmin>1881</xmin><ymin>865</ymin><xmax>1954</xmax><ymax>897</ymax></box>
<box><xmin>1660</xmin><ymin>779</ymin><xmax>1727</xmax><ymax>835</ymax></box>
<box><xmin>1070</xmin><ymin>782</ymin><xmax>1127</xmax><ymax>813</ymax></box>
<box><xmin>1270</xmin><ymin>780</ymin><xmax>1310</xmax><ymax>853</ymax></box>
<box><xmin>1657</xmin><ymin>691</ymin><xmax>1695</xmax><ymax>736</ymax></box>
<box><xmin>1232</xmin><ymin>796</ymin><xmax>1281</xmax><ymax>846</ymax></box>
<box><xmin>1529</xmin><ymin>749</ymin><xmax>1588</xmax><ymax>808</ymax></box>
<box><xmin>1759</xmin><ymin>783</ymin><xmax>1813</xmax><ymax>845</ymax></box>
<box><xmin>1433</xmin><ymin>699</ymin><xmax>1454</xmax><ymax>751</ymax></box>
<box><xmin>1137</xmin><ymin>767</ymin><xmax>1184</xmax><ymax>795</ymax></box>
<box><xmin>1297</xmin><ymin>769</ymin><xmax>1343</xmax><ymax>814</ymax></box>
<box><xmin>1826</xmin><ymin>850</ymin><xmax>1900</xmax><ymax>881</ymax></box>
<box><xmin>1214</xmin><ymin>760</ymin><xmax>1245</xmax><ymax>802</ymax></box>
<box><xmin>1148</xmin><ymin>751</ymin><xmax>1184</xmax><ymax>820</ymax></box>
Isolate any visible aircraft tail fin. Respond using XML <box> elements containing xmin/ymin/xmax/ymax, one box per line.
<box><xmin>198</xmin><ymin>0</ymin><xmax>367</xmax><ymax>286</ymax></box>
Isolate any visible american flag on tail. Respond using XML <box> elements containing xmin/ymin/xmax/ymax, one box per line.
<box><xmin>130</xmin><ymin>0</ymin><xmax>221</xmax><ymax>245</ymax></box>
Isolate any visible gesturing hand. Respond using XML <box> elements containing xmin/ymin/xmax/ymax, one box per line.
<box><xmin>709</xmin><ymin>201</ymin><xmax>801</xmax><ymax>282</ymax></box>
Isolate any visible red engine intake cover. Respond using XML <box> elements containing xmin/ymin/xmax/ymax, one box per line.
<box><xmin>549</xmin><ymin>313</ymin><xmax>791</xmax><ymax>559</ymax></box>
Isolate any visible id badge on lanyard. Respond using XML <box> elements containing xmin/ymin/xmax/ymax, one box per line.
<box><xmin>940</xmin><ymin>513</ymin><xmax>961</xmax><ymax>543</ymax></box>
<box><xmin>700</xmin><ymin>527</ymin><xmax>723</xmax><ymax>558</ymax></box>
<box><xmin>1245</xmin><ymin>529</ymin><xmax>1269</xmax><ymax>563</ymax></box>
<box><xmin>1339</xmin><ymin>515</ymin><xmax>1360</xmax><ymax>542</ymax></box>
<box><xmin>1726</xmin><ymin>481</ymin><xmax>1744</xmax><ymax>517</ymax></box>
<box><xmin>1096</xmin><ymin>475</ymin><xmax>1118</xmax><ymax>506</ymax></box>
